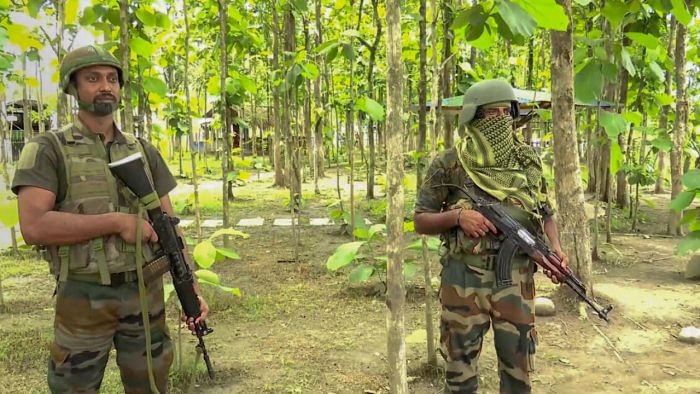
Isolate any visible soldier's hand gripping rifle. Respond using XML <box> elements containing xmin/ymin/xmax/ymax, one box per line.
<box><xmin>438</xmin><ymin>183</ymin><xmax>613</xmax><ymax>322</ymax></box>
<box><xmin>109</xmin><ymin>153</ymin><xmax>215</xmax><ymax>378</ymax></box>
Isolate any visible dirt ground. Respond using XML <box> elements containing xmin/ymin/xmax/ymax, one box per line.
<box><xmin>0</xmin><ymin>170</ymin><xmax>698</xmax><ymax>393</ymax></box>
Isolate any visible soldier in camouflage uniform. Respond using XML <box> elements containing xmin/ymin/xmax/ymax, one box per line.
<box><xmin>12</xmin><ymin>45</ymin><xmax>209</xmax><ymax>393</ymax></box>
<box><xmin>414</xmin><ymin>80</ymin><xmax>569</xmax><ymax>394</ymax></box>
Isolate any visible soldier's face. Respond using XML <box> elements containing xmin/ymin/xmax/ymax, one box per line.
<box><xmin>74</xmin><ymin>65</ymin><xmax>121</xmax><ymax>106</ymax></box>
<box><xmin>482</xmin><ymin>106</ymin><xmax>511</xmax><ymax>119</ymax></box>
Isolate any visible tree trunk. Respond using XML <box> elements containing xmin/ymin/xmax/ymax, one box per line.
<box><xmin>271</xmin><ymin>2</ymin><xmax>285</xmax><ymax>187</ymax></box>
<box><xmin>303</xmin><ymin>17</ymin><xmax>314</xmax><ymax>181</ymax></box>
<box><xmin>385</xmin><ymin>0</ymin><xmax>408</xmax><ymax>391</ymax></box>
<box><xmin>183</xmin><ymin>0</ymin><xmax>202</xmax><ymax>242</ymax></box>
<box><xmin>669</xmin><ymin>15</ymin><xmax>688</xmax><ymax>235</ymax></box>
<box><xmin>430</xmin><ymin>0</ymin><xmax>441</xmax><ymax>154</ymax></box>
<box><xmin>655</xmin><ymin>17</ymin><xmax>676</xmax><ymax>194</ymax></box>
<box><xmin>218</xmin><ymin>0</ymin><xmax>231</xmax><ymax>232</ymax></box>
<box><xmin>313</xmin><ymin>0</ymin><xmax>325</xmax><ymax>181</ymax></box>
<box><xmin>283</xmin><ymin>6</ymin><xmax>302</xmax><ymax>213</ymax></box>
<box><xmin>441</xmin><ymin>0</ymin><xmax>453</xmax><ymax>149</ymax></box>
<box><xmin>56</xmin><ymin>0</ymin><xmax>68</xmax><ymax>128</ymax></box>
<box><xmin>551</xmin><ymin>0</ymin><xmax>594</xmax><ymax>296</ymax></box>
<box><xmin>615</xmin><ymin>37</ymin><xmax>630</xmax><ymax>210</ymax></box>
<box><xmin>365</xmin><ymin>0</ymin><xmax>381</xmax><ymax>200</ymax></box>
<box><xmin>118</xmin><ymin>0</ymin><xmax>134</xmax><ymax>134</ymax></box>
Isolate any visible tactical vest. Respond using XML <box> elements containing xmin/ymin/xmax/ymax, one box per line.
<box><xmin>43</xmin><ymin>123</ymin><xmax>159</xmax><ymax>285</ymax></box>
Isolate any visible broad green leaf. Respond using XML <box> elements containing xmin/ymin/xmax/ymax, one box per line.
<box><xmin>326</xmin><ymin>241</ymin><xmax>365</xmax><ymax>271</ymax></box>
<box><xmin>650</xmin><ymin>134</ymin><xmax>672</xmax><ymax>152</ymax></box>
<box><xmin>574</xmin><ymin>61</ymin><xmax>603</xmax><ymax>104</ymax></box>
<box><xmin>315</xmin><ymin>39</ymin><xmax>339</xmax><ymax>55</ymax></box>
<box><xmin>654</xmin><ymin>93</ymin><xmax>674</xmax><ymax>106</ymax></box>
<box><xmin>80</xmin><ymin>6</ymin><xmax>99</xmax><ymax>26</ymax></box>
<box><xmin>403</xmin><ymin>221</ymin><xmax>415</xmax><ymax>233</ymax></box>
<box><xmin>625</xmin><ymin>32</ymin><xmax>659</xmax><ymax>49</ymax></box>
<box><xmin>300</xmin><ymin>63</ymin><xmax>320</xmax><ymax>79</ymax></box>
<box><xmin>600</xmin><ymin>111</ymin><xmax>626</xmax><ymax>139</ymax></box>
<box><xmin>239</xmin><ymin>75</ymin><xmax>257</xmax><ymax>94</ymax></box>
<box><xmin>671</xmin><ymin>0</ymin><xmax>692</xmax><ymax>26</ymax></box>
<box><xmin>130</xmin><ymin>37</ymin><xmax>153</xmax><ymax>58</ymax></box>
<box><xmin>367</xmin><ymin>224</ymin><xmax>387</xmax><ymax>241</ymax></box>
<box><xmin>623</xmin><ymin>111</ymin><xmax>643</xmax><ymax>126</ymax></box>
<box><xmin>136</xmin><ymin>7</ymin><xmax>156</xmax><ymax>27</ymax></box>
<box><xmin>403</xmin><ymin>262</ymin><xmax>417</xmax><ymax>279</ymax></box>
<box><xmin>406</xmin><ymin>236</ymin><xmax>441</xmax><ymax>251</ymax></box>
<box><xmin>210</xmin><ymin>228</ymin><xmax>249</xmax><ymax>239</ymax></box>
<box><xmin>355</xmin><ymin>96</ymin><xmax>385</xmax><ymax>121</ymax></box>
<box><xmin>207</xmin><ymin>76</ymin><xmax>220</xmax><ymax>95</ymax></box>
<box><xmin>353</xmin><ymin>227</ymin><xmax>370</xmax><ymax>240</ymax></box>
<box><xmin>0</xmin><ymin>200</ymin><xmax>19</xmax><ymax>228</ymax></box>
<box><xmin>142</xmin><ymin>76</ymin><xmax>167</xmax><ymax>97</ymax></box>
<box><xmin>515</xmin><ymin>0</ymin><xmax>568</xmax><ymax>31</ymax></box>
<box><xmin>341</xmin><ymin>43</ymin><xmax>355</xmax><ymax>61</ymax></box>
<box><xmin>496</xmin><ymin>0</ymin><xmax>536</xmax><ymax>38</ymax></box>
<box><xmin>193</xmin><ymin>240</ymin><xmax>217</xmax><ymax>268</ymax></box>
<box><xmin>163</xmin><ymin>283</ymin><xmax>175</xmax><ymax>302</ymax></box>
<box><xmin>290</xmin><ymin>0</ymin><xmax>308</xmax><ymax>12</ymax></box>
<box><xmin>620</xmin><ymin>47</ymin><xmax>636</xmax><ymax>77</ymax></box>
<box><xmin>610</xmin><ymin>142</ymin><xmax>623</xmax><ymax>175</ymax></box>
<box><xmin>27</xmin><ymin>0</ymin><xmax>43</xmax><ymax>17</ymax></box>
<box><xmin>7</xmin><ymin>24</ymin><xmax>43</xmax><ymax>51</ymax></box>
<box><xmin>0</xmin><ymin>53</ymin><xmax>13</xmax><ymax>71</ymax></box>
<box><xmin>195</xmin><ymin>269</ymin><xmax>221</xmax><ymax>285</ymax></box>
<box><xmin>682</xmin><ymin>169</ymin><xmax>700</xmax><ymax>190</ymax></box>
<box><xmin>681</xmin><ymin>208</ymin><xmax>699</xmax><ymax>225</ymax></box>
<box><xmin>676</xmin><ymin>232</ymin><xmax>700</xmax><ymax>256</ymax></box>
<box><xmin>155</xmin><ymin>12</ymin><xmax>170</xmax><ymax>29</ymax></box>
<box><xmin>602</xmin><ymin>0</ymin><xmax>627</xmax><ymax>29</ymax></box>
<box><xmin>216</xmin><ymin>247</ymin><xmax>240</xmax><ymax>260</ymax></box>
<box><xmin>237</xmin><ymin>170</ymin><xmax>251</xmax><ymax>181</ymax></box>
<box><xmin>349</xmin><ymin>264</ymin><xmax>375</xmax><ymax>283</ymax></box>
<box><xmin>648</xmin><ymin>61</ymin><xmax>665</xmax><ymax>82</ymax></box>
<box><xmin>341</xmin><ymin>29</ymin><xmax>361</xmax><ymax>38</ymax></box>
<box><xmin>65</xmin><ymin>0</ymin><xmax>79</xmax><ymax>25</ymax></box>
<box><xmin>670</xmin><ymin>191</ymin><xmax>695</xmax><ymax>212</ymax></box>
<box><xmin>0</xmin><ymin>0</ymin><xmax>9</xmax><ymax>9</ymax></box>
<box><xmin>26</xmin><ymin>77</ymin><xmax>39</xmax><ymax>88</ymax></box>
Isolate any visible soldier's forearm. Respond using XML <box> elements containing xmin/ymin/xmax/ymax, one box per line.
<box><xmin>543</xmin><ymin>216</ymin><xmax>562</xmax><ymax>251</ymax></box>
<box><xmin>414</xmin><ymin>210</ymin><xmax>460</xmax><ymax>235</ymax></box>
<box><xmin>22</xmin><ymin>211</ymin><xmax>124</xmax><ymax>246</ymax></box>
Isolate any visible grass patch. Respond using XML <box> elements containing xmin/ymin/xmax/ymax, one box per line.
<box><xmin>0</xmin><ymin>254</ymin><xmax>47</xmax><ymax>280</ymax></box>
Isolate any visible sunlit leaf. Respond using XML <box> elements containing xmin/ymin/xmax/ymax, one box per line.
<box><xmin>574</xmin><ymin>61</ymin><xmax>603</xmax><ymax>104</ymax></box>
<box><xmin>406</xmin><ymin>236</ymin><xmax>441</xmax><ymax>251</ymax></box>
<box><xmin>677</xmin><ymin>232</ymin><xmax>700</xmax><ymax>256</ymax></box>
<box><xmin>163</xmin><ymin>283</ymin><xmax>175</xmax><ymax>302</ymax></box>
<box><xmin>671</xmin><ymin>0</ymin><xmax>692</xmax><ymax>26</ymax></box>
<box><xmin>326</xmin><ymin>241</ymin><xmax>365</xmax><ymax>271</ymax></box>
<box><xmin>0</xmin><ymin>199</ymin><xmax>19</xmax><ymax>228</ymax></box>
<box><xmin>155</xmin><ymin>12</ymin><xmax>170</xmax><ymax>29</ymax></box>
<box><xmin>193</xmin><ymin>240</ymin><xmax>217</xmax><ymax>268</ymax></box>
<box><xmin>136</xmin><ymin>7</ymin><xmax>156</xmax><ymax>27</ymax></box>
<box><xmin>648</xmin><ymin>61</ymin><xmax>665</xmax><ymax>82</ymax></box>
<box><xmin>625</xmin><ymin>32</ymin><xmax>659</xmax><ymax>49</ymax></box>
<box><xmin>315</xmin><ymin>39</ymin><xmax>339</xmax><ymax>55</ymax></box>
<box><xmin>670</xmin><ymin>191</ymin><xmax>695</xmax><ymax>212</ymax></box>
<box><xmin>210</xmin><ymin>228</ymin><xmax>249</xmax><ymax>239</ymax></box>
<box><xmin>403</xmin><ymin>221</ymin><xmax>415</xmax><ymax>233</ymax></box>
<box><xmin>65</xmin><ymin>0</ymin><xmax>79</xmax><ymax>25</ymax></box>
<box><xmin>216</xmin><ymin>247</ymin><xmax>240</xmax><ymax>260</ymax></box>
<box><xmin>130</xmin><ymin>37</ymin><xmax>153</xmax><ymax>58</ymax></box>
<box><xmin>600</xmin><ymin>111</ymin><xmax>626</xmax><ymax>139</ymax></box>
<box><xmin>27</xmin><ymin>0</ymin><xmax>43</xmax><ymax>17</ymax></box>
<box><xmin>142</xmin><ymin>76</ymin><xmax>167</xmax><ymax>97</ymax></box>
<box><xmin>516</xmin><ymin>0</ymin><xmax>568</xmax><ymax>31</ymax></box>
<box><xmin>355</xmin><ymin>96</ymin><xmax>385</xmax><ymax>122</ymax></box>
<box><xmin>239</xmin><ymin>75</ymin><xmax>257</xmax><ymax>94</ymax></box>
<box><xmin>403</xmin><ymin>262</ymin><xmax>417</xmax><ymax>279</ymax></box>
<box><xmin>195</xmin><ymin>269</ymin><xmax>221</xmax><ymax>285</ymax></box>
<box><xmin>620</xmin><ymin>47</ymin><xmax>635</xmax><ymax>77</ymax></box>
<box><xmin>7</xmin><ymin>24</ymin><xmax>43</xmax><ymax>51</ymax></box>
<box><xmin>367</xmin><ymin>224</ymin><xmax>386</xmax><ymax>241</ymax></box>
<box><xmin>349</xmin><ymin>264</ymin><xmax>374</xmax><ymax>283</ymax></box>
<box><xmin>496</xmin><ymin>0</ymin><xmax>536</xmax><ymax>38</ymax></box>
<box><xmin>654</xmin><ymin>93</ymin><xmax>674</xmax><ymax>106</ymax></box>
<box><xmin>609</xmin><ymin>142</ymin><xmax>623</xmax><ymax>175</ymax></box>
<box><xmin>682</xmin><ymin>169</ymin><xmax>700</xmax><ymax>190</ymax></box>
<box><xmin>601</xmin><ymin>0</ymin><xmax>626</xmax><ymax>29</ymax></box>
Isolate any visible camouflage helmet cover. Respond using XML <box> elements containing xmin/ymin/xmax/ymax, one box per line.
<box><xmin>59</xmin><ymin>45</ymin><xmax>123</xmax><ymax>96</ymax></box>
<box><xmin>458</xmin><ymin>79</ymin><xmax>517</xmax><ymax>126</ymax></box>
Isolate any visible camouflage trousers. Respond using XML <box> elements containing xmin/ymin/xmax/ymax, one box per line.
<box><xmin>48</xmin><ymin>278</ymin><xmax>174</xmax><ymax>393</ymax></box>
<box><xmin>439</xmin><ymin>254</ymin><xmax>537</xmax><ymax>394</ymax></box>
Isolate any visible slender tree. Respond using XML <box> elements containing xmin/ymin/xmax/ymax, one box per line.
<box><xmin>655</xmin><ymin>17</ymin><xmax>676</xmax><ymax>194</ymax></box>
<box><xmin>385</xmin><ymin>0</ymin><xmax>407</xmax><ymax>390</ymax></box>
<box><xmin>669</xmin><ymin>12</ymin><xmax>689</xmax><ymax>235</ymax></box>
<box><xmin>119</xmin><ymin>0</ymin><xmax>134</xmax><ymax>133</ymax></box>
<box><xmin>218</xmin><ymin>0</ymin><xmax>231</xmax><ymax>233</ymax></box>
<box><xmin>551</xmin><ymin>0</ymin><xmax>594</xmax><ymax>295</ymax></box>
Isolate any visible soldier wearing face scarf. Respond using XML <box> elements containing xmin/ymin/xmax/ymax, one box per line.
<box><xmin>414</xmin><ymin>80</ymin><xmax>569</xmax><ymax>394</ymax></box>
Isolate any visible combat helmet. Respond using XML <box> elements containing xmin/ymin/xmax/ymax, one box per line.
<box><xmin>59</xmin><ymin>45</ymin><xmax>123</xmax><ymax>97</ymax></box>
<box><xmin>458</xmin><ymin>79</ymin><xmax>519</xmax><ymax>126</ymax></box>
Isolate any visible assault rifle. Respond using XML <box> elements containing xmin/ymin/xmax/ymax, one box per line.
<box><xmin>438</xmin><ymin>183</ymin><xmax>613</xmax><ymax>322</ymax></box>
<box><xmin>109</xmin><ymin>153</ymin><xmax>215</xmax><ymax>378</ymax></box>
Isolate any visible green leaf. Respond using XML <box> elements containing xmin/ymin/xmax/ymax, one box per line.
<box><xmin>403</xmin><ymin>262</ymin><xmax>417</xmax><ymax>279</ymax></box>
<box><xmin>355</xmin><ymin>96</ymin><xmax>385</xmax><ymax>122</ymax></box>
<box><xmin>315</xmin><ymin>39</ymin><xmax>339</xmax><ymax>55</ymax></box>
<box><xmin>671</xmin><ymin>0</ymin><xmax>692</xmax><ymax>26</ymax></box>
<box><xmin>142</xmin><ymin>76</ymin><xmax>167</xmax><ymax>97</ymax></box>
<box><xmin>620</xmin><ymin>47</ymin><xmax>636</xmax><ymax>77</ymax></box>
<box><xmin>623</xmin><ymin>111</ymin><xmax>643</xmax><ymax>126</ymax></box>
<box><xmin>65</xmin><ymin>0</ymin><xmax>79</xmax><ymax>25</ymax></box>
<box><xmin>403</xmin><ymin>221</ymin><xmax>415</xmax><ymax>233</ymax></box>
<box><xmin>0</xmin><ymin>53</ymin><xmax>13</xmax><ymax>71</ymax></box>
<box><xmin>216</xmin><ymin>247</ymin><xmax>240</xmax><ymax>260</ymax></box>
<box><xmin>239</xmin><ymin>75</ymin><xmax>257</xmax><ymax>94</ymax></box>
<box><xmin>406</xmin><ymin>236</ymin><xmax>441</xmax><ymax>251</ymax></box>
<box><xmin>650</xmin><ymin>134</ymin><xmax>672</xmax><ymax>152</ymax></box>
<box><xmin>80</xmin><ymin>6</ymin><xmax>99</xmax><ymax>26</ymax></box>
<box><xmin>0</xmin><ymin>200</ymin><xmax>19</xmax><ymax>228</ymax></box>
<box><xmin>349</xmin><ymin>264</ymin><xmax>375</xmax><ymax>283</ymax></box>
<box><xmin>341</xmin><ymin>43</ymin><xmax>355</xmax><ymax>61</ymax></box>
<box><xmin>195</xmin><ymin>269</ymin><xmax>221</xmax><ymax>285</ymax></box>
<box><xmin>0</xmin><ymin>0</ymin><xmax>9</xmax><ymax>9</ymax></box>
<box><xmin>600</xmin><ymin>111</ymin><xmax>627</xmax><ymax>139</ymax></box>
<box><xmin>300</xmin><ymin>63</ymin><xmax>320</xmax><ymax>79</ymax></box>
<box><xmin>27</xmin><ymin>0</ymin><xmax>43</xmax><ymax>17</ymax></box>
<box><xmin>495</xmin><ymin>0</ymin><xmax>537</xmax><ymax>38</ymax></box>
<box><xmin>648</xmin><ymin>61</ymin><xmax>665</xmax><ymax>82</ymax></box>
<box><xmin>367</xmin><ymin>224</ymin><xmax>387</xmax><ymax>241</ymax></box>
<box><xmin>670</xmin><ymin>191</ymin><xmax>695</xmax><ymax>212</ymax></box>
<box><xmin>682</xmin><ymin>169</ymin><xmax>700</xmax><ymax>190</ymax></box>
<box><xmin>210</xmin><ymin>228</ymin><xmax>249</xmax><ymax>239</ymax></box>
<box><xmin>155</xmin><ymin>12</ymin><xmax>170</xmax><ymax>29</ymax></box>
<box><xmin>574</xmin><ymin>61</ymin><xmax>603</xmax><ymax>104</ymax></box>
<box><xmin>326</xmin><ymin>241</ymin><xmax>365</xmax><ymax>271</ymax></box>
<box><xmin>624</xmin><ymin>32</ymin><xmax>659</xmax><ymax>49</ymax></box>
<box><xmin>130</xmin><ymin>37</ymin><xmax>153</xmax><ymax>58</ymax></box>
<box><xmin>515</xmin><ymin>0</ymin><xmax>568</xmax><ymax>31</ymax></box>
<box><xmin>610</xmin><ymin>142</ymin><xmax>623</xmax><ymax>175</ymax></box>
<box><xmin>602</xmin><ymin>0</ymin><xmax>627</xmax><ymax>29</ymax></box>
<box><xmin>290</xmin><ymin>0</ymin><xmax>308</xmax><ymax>12</ymax></box>
<box><xmin>163</xmin><ymin>283</ymin><xmax>175</xmax><ymax>302</ymax></box>
<box><xmin>654</xmin><ymin>93</ymin><xmax>674</xmax><ymax>106</ymax></box>
<box><xmin>135</xmin><ymin>7</ymin><xmax>156</xmax><ymax>27</ymax></box>
<box><xmin>193</xmin><ymin>240</ymin><xmax>217</xmax><ymax>268</ymax></box>
<box><xmin>7</xmin><ymin>24</ymin><xmax>42</xmax><ymax>51</ymax></box>
<box><xmin>676</xmin><ymin>232</ymin><xmax>700</xmax><ymax>256</ymax></box>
